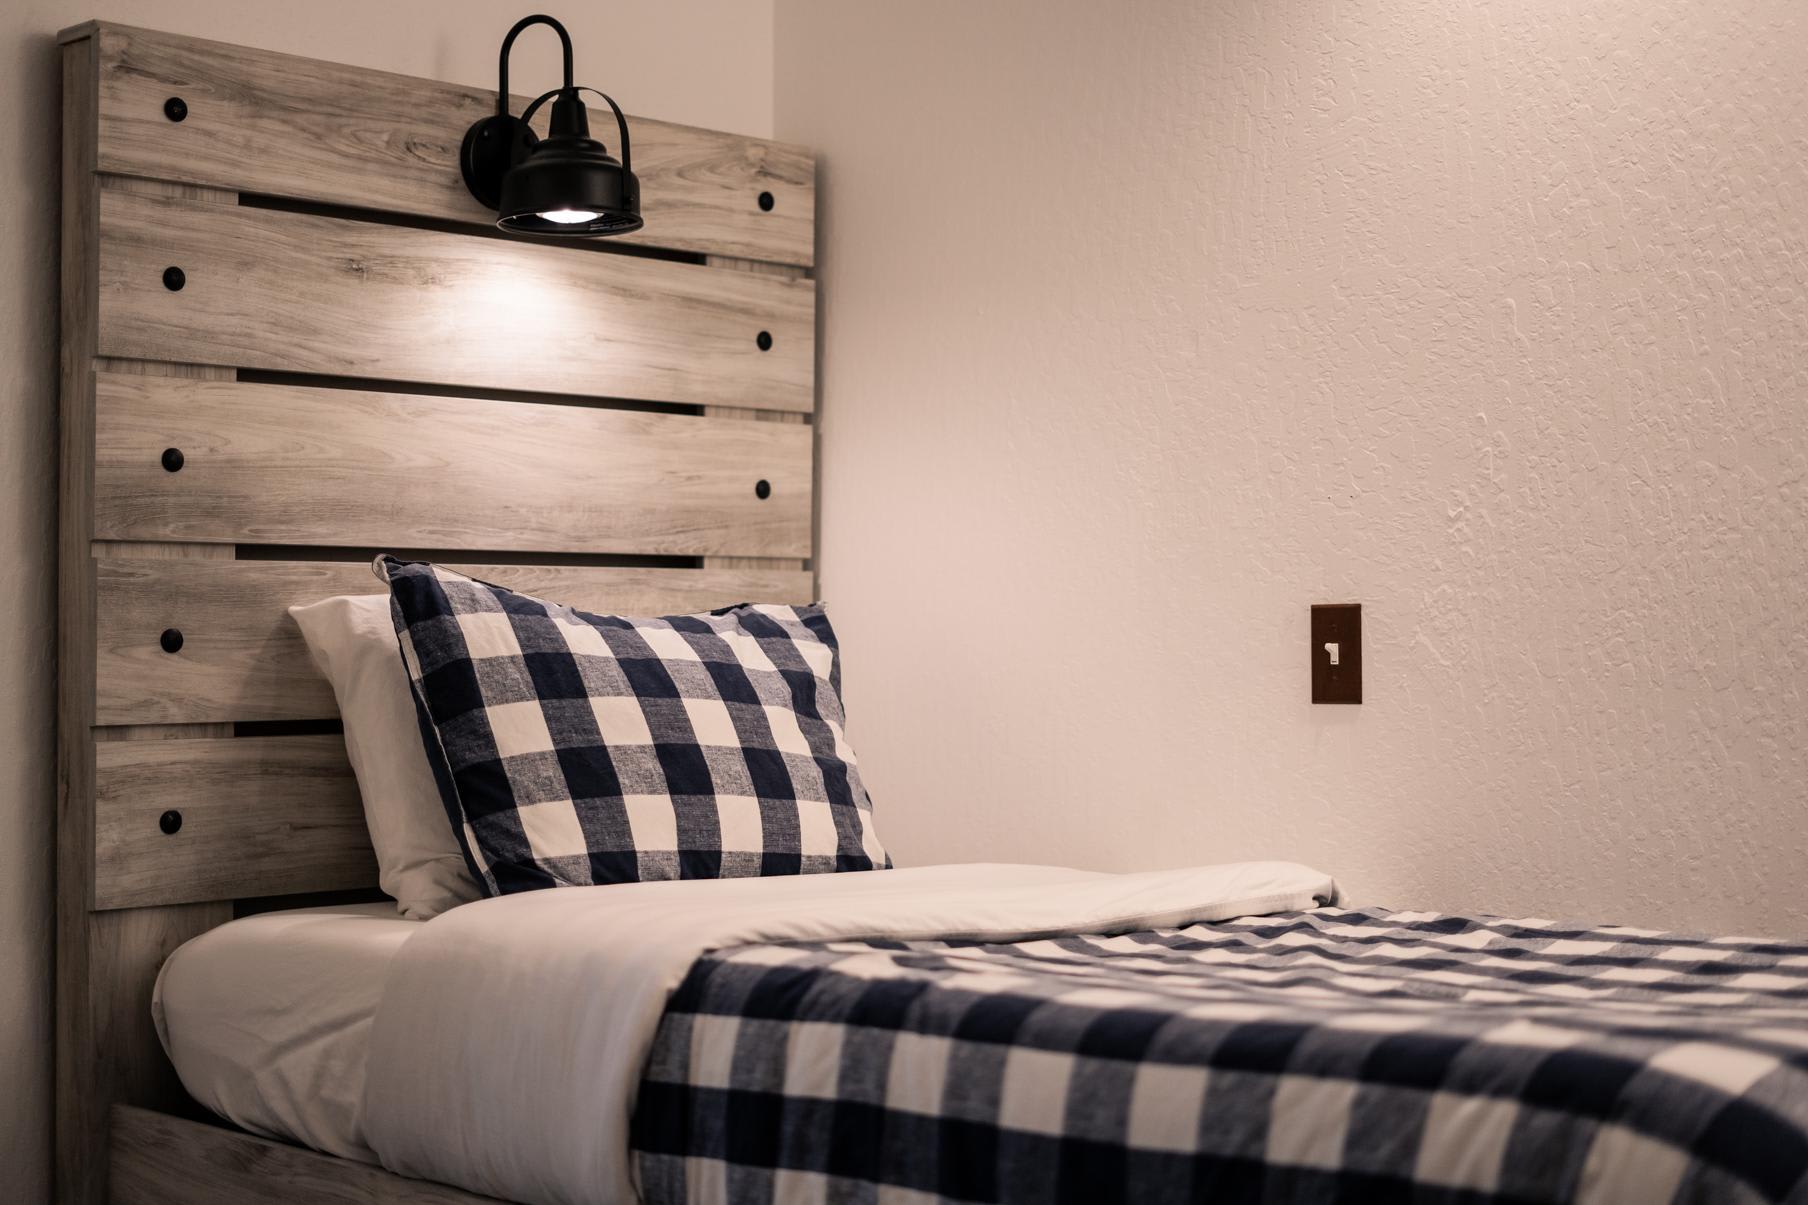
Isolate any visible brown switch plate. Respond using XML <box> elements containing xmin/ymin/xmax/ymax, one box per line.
<box><xmin>1311</xmin><ymin>604</ymin><xmax>1361</xmax><ymax>704</ymax></box>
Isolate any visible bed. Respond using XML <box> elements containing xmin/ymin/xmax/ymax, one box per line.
<box><xmin>144</xmin><ymin>864</ymin><xmax>1808</xmax><ymax>1203</ymax></box>
<box><xmin>56</xmin><ymin>19</ymin><xmax>1808</xmax><ymax>1205</ymax></box>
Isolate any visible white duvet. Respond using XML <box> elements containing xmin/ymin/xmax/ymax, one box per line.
<box><xmin>362</xmin><ymin>860</ymin><xmax>1338</xmax><ymax>1205</ymax></box>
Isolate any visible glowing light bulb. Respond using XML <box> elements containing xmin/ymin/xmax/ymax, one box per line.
<box><xmin>539</xmin><ymin>208</ymin><xmax>601</xmax><ymax>225</ymax></box>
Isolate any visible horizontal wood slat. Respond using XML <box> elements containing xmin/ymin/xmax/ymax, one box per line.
<box><xmin>91</xmin><ymin>23</ymin><xmax>814</xmax><ymax>266</ymax></box>
<box><xmin>97</xmin><ymin>188</ymin><xmax>815</xmax><ymax>412</ymax></box>
<box><xmin>96</xmin><ymin>557</ymin><xmax>818</xmax><ymax>725</ymax></box>
<box><xmin>93</xmin><ymin>374</ymin><xmax>814</xmax><ymax>555</ymax></box>
<box><xmin>94</xmin><ymin>735</ymin><xmax>372</xmax><ymax>910</ymax></box>
<box><xmin>111</xmin><ymin>1105</ymin><xmax>507</xmax><ymax>1204</ymax></box>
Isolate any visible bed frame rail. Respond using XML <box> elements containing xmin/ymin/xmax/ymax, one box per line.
<box><xmin>111</xmin><ymin>1106</ymin><xmax>506</xmax><ymax>1204</ymax></box>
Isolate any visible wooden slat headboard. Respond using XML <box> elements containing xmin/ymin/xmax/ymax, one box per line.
<box><xmin>92</xmin><ymin>23</ymin><xmax>815</xmax><ymax>264</ymax></box>
<box><xmin>56</xmin><ymin>21</ymin><xmax>816</xmax><ymax>1203</ymax></box>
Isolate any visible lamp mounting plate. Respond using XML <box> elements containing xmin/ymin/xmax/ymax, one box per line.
<box><xmin>460</xmin><ymin>114</ymin><xmax>538</xmax><ymax>211</ymax></box>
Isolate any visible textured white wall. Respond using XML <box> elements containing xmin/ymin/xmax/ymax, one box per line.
<box><xmin>0</xmin><ymin>2</ymin><xmax>771</xmax><ymax>1195</ymax></box>
<box><xmin>775</xmin><ymin>2</ymin><xmax>1807</xmax><ymax>930</ymax></box>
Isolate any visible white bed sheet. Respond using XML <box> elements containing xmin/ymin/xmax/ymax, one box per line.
<box><xmin>153</xmin><ymin>901</ymin><xmax>420</xmax><ymax>1162</ymax></box>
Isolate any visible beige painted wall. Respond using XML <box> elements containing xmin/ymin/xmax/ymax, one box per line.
<box><xmin>776</xmin><ymin>1</ymin><xmax>1807</xmax><ymax>929</ymax></box>
<box><xmin>0</xmin><ymin>1</ymin><xmax>771</xmax><ymax>1194</ymax></box>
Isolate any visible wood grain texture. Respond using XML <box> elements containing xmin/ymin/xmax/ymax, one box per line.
<box><xmin>92</xmin><ymin>373</ymin><xmax>813</xmax><ymax>555</ymax></box>
<box><xmin>96</xmin><ymin>186</ymin><xmax>815</xmax><ymax>412</ymax></box>
<box><xmin>57</xmin><ymin>37</ymin><xmax>239</xmax><ymax>1202</ymax></box>
<box><xmin>91</xmin><ymin>23</ymin><xmax>813</xmax><ymax>267</ymax></box>
<box><xmin>111</xmin><ymin>1106</ymin><xmax>508</xmax><ymax>1205</ymax></box>
<box><xmin>96</xmin><ymin>557</ymin><xmax>818</xmax><ymax>724</ymax></box>
<box><xmin>95</xmin><ymin>736</ymin><xmax>374</xmax><ymax>910</ymax></box>
<box><xmin>702</xmin><ymin>255</ymin><xmax>816</xmax><ymax>585</ymax></box>
<box><xmin>56</xmin><ymin>37</ymin><xmax>108</xmax><ymax>1202</ymax></box>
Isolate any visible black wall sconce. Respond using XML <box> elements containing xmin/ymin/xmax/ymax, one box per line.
<box><xmin>461</xmin><ymin>14</ymin><xmax>643</xmax><ymax>237</ymax></box>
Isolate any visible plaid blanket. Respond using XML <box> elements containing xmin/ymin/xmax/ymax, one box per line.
<box><xmin>631</xmin><ymin>906</ymin><xmax>1808</xmax><ymax>1204</ymax></box>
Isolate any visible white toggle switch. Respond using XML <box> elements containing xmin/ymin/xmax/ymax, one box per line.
<box><xmin>1324</xmin><ymin>642</ymin><xmax>1340</xmax><ymax>666</ymax></box>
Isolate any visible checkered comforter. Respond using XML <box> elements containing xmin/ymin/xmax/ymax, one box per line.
<box><xmin>630</xmin><ymin>907</ymin><xmax>1808</xmax><ymax>1204</ymax></box>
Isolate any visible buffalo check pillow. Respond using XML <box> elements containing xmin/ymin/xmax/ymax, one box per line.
<box><xmin>374</xmin><ymin>556</ymin><xmax>889</xmax><ymax>895</ymax></box>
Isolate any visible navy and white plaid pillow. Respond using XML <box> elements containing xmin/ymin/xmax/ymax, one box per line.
<box><xmin>374</xmin><ymin>556</ymin><xmax>888</xmax><ymax>895</ymax></box>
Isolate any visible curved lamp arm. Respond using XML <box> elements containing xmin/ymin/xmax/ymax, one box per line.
<box><xmin>496</xmin><ymin>14</ymin><xmax>574</xmax><ymax>117</ymax></box>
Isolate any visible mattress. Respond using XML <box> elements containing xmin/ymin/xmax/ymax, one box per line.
<box><xmin>153</xmin><ymin>901</ymin><xmax>419</xmax><ymax>1161</ymax></box>
<box><xmin>153</xmin><ymin>864</ymin><xmax>1808</xmax><ymax>1204</ymax></box>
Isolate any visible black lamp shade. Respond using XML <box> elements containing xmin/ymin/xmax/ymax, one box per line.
<box><xmin>497</xmin><ymin>93</ymin><xmax>640</xmax><ymax>236</ymax></box>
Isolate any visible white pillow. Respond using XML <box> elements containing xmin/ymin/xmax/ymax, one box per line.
<box><xmin>289</xmin><ymin>595</ymin><xmax>481</xmax><ymax>919</ymax></box>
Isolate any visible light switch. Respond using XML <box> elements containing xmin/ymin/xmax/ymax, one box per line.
<box><xmin>1311</xmin><ymin>604</ymin><xmax>1361</xmax><ymax>704</ymax></box>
